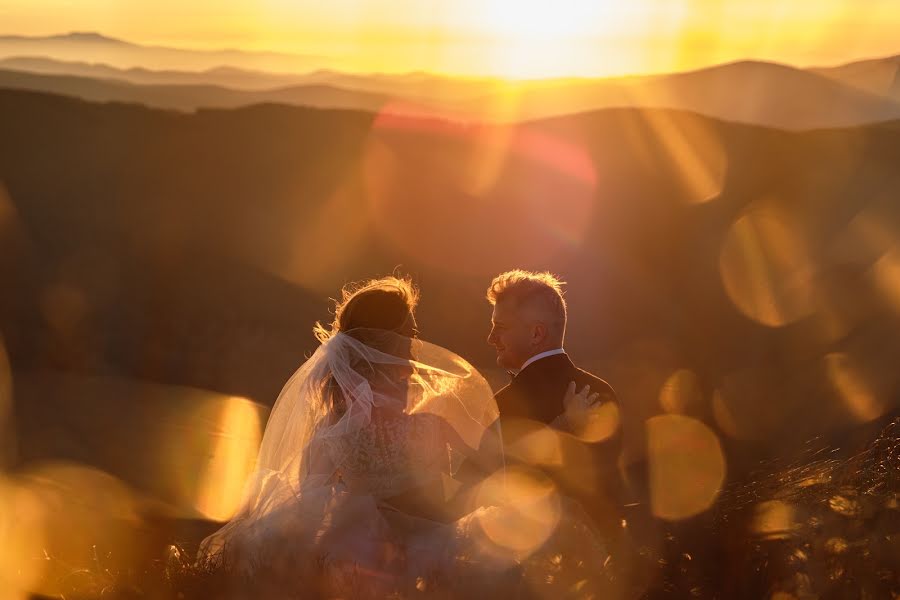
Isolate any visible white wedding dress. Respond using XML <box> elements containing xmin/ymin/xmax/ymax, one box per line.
<box><xmin>198</xmin><ymin>330</ymin><xmax>611</xmax><ymax>598</ymax></box>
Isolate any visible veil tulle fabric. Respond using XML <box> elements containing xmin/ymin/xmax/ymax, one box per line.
<box><xmin>198</xmin><ymin>329</ymin><xmax>501</xmax><ymax>560</ymax></box>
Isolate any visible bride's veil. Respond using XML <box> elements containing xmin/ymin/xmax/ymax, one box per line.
<box><xmin>198</xmin><ymin>328</ymin><xmax>500</xmax><ymax>558</ymax></box>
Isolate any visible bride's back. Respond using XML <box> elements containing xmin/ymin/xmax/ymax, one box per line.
<box><xmin>322</xmin><ymin>407</ymin><xmax>449</xmax><ymax>497</ymax></box>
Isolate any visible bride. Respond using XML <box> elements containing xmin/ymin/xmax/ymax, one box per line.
<box><xmin>198</xmin><ymin>276</ymin><xmax>612</xmax><ymax>598</ymax></box>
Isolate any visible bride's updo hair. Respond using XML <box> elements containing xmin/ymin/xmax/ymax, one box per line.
<box><xmin>315</xmin><ymin>276</ymin><xmax>419</xmax><ymax>418</ymax></box>
<box><xmin>314</xmin><ymin>275</ymin><xmax>419</xmax><ymax>344</ymax></box>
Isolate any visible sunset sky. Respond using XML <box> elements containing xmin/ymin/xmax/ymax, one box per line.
<box><xmin>2</xmin><ymin>0</ymin><xmax>899</xmax><ymax>77</ymax></box>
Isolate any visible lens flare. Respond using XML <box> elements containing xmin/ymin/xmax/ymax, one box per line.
<box><xmin>646</xmin><ymin>414</ymin><xmax>725</xmax><ymax>520</ymax></box>
<box><xmin>503</xmin><ymin>419</ymin><xmax>565</xmax><ymax>467</ymax></box>
<box><xmin>637</xmin><ymin>110</ymin><xmax>728</xmax><ymax>204</ymax></box>
<box><xmin>0</xmin><ymin>477</ymin><xmax>47</xmax><ymax>599</ymax></box>
<box><xmin>870</xmin><ymin>245</ymin><xmax>900</xmax><ymax>315</ymax></box>
<box><xmin>474</xmin><ymin>466</ymin><xmax>562</xmax><ymax>556</ymax></box>
<box><xmin>272</xmin><ymin>179</ymin><xmax>371</xmax><ymax>295</ymax></box>
<box><xmin>720</xmin><ymin>205</ymin><xmax>817</xmax><ymax>327</ymax></box>
<box><xmin>192</xmin><ymin>396</ymin><xmax>263</xmax><ymax>521</ymax></box>
<box><xmin>364</xmin><ymin>112</ymin><xmax>596</xmax><ymax>276</ymax></box>
<box><xmin>6</xmin><ymin>462</ymin><xmax>141</xmax><ymax>597</ymax></box>
<box><xmin>570</xmin><ymin>400</ymin><xmax>621</xmax><ymax>443</ymax></box>
<box><xmin>824</xmin><ymin>352</ymin><xmax>886</xmax><ymax>424</ymax></box>
<box><xmin>659</xmin><ymin>369</ymin><xmax>702</xmax><ymax>415</ymax></box>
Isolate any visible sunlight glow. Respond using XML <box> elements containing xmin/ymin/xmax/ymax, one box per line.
<box><xmin>2</xmin><ymin>462</ymin><xmax>141</xmax><ymax>598</ymax></box>
<box><xmin>364</xmin><ymin>114</ymin><xmax>595</xmax><ymax>276</ymax></box>
<box><xmin>719</xmin><ymin>203</ymin><xmax>817</xmax><ymax>327</ymax></box>
<box><xmin>195</xmin><ymin>397</ymin><xmax>263</xmax><ymax>521</ymax></box>
<box><xmin>504</xmin><ymin>420</ymin><xmax>565</xmax><ymax>467</ymax></box>
<box><xmin>4</xmin><ymin>0</ymin><xmax>899</xmax><ymax>77</ymax></box>
<box><xmin>0</xmin><ymin>477</ymin><xmax>46</xmax><ymax>600</ymax></box>
<box><xmin>659</xmin><ymin>369</ymin><xmax>703</xmax><ymax>415</ymax></box>
<box><xmin>476</xmin><ymin>0</ymin><xmax>619</xmax><ymax>39</ymax></box>
<box><xmin>825</xmin><ymin>353</ymin><xmax>886</xmax><ymax>424</ymax></box>
<box><xmin>475</xmin><ymin>466</ymin><xmax>562</xmax><ymax>556</ymax></box>
<box><xmin>646</xmin><ymin>415</ymin><xmax>725</xmax><ymax>520</ymax></box>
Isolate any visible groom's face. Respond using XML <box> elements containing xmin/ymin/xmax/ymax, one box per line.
<box><xmin>488</xmin><ymin>298</ymin><xmax>534</xmax><ymax>371</ymax></box>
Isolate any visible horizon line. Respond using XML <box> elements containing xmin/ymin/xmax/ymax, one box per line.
<box><xmin>1</xmin><ymin>30</ymin><xmax>899</xmax><ymax>82</ymax></box>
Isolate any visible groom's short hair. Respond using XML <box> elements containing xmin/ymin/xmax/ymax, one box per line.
<box><xmin>486</xmin><ymin>270</ymin><xmax>567</xmax><ymax>339</ymax></box>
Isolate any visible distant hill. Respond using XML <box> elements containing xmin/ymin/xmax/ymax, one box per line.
<box><xmin>2</xmin><ymin>53</ymin><xmax>900</xmax><ymax>128</ymax></box>
<box><xmin>0</xmin><ymin>55</ymin><xmax>496</xmax><ymax>98</ymax></box>
<box><xmin>469</xmin><ymin>59</ymin><xmax>900</xmax><ymax>128</ymax></box>
<box><xmin>1</xmin><ymin>88</ymin><xmax>899</xmax><ymax>456</ymax></box>
<box><xmin>0</xmin><ymin>31</ymin><xmax>333</xmax><ymax>72</ymax></box>
<box><xmin>812</xmin><ymin>54</ymin><xmax>900</xmax><ymax>102</ymax></box>
<box><xmin>0</xmin><ymin>68</ymin><xmax>407</xmax><ymax>113</ymax></box>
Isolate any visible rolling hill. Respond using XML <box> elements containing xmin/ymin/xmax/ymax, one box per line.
<box><xmin>1</xmin><ymin>88</ymin><xmax>898</xmax><ymax>454</ymax></box>
<box><xmin>1</xmin><ymin>52</ymin><xmax>899</xmax><ymax>128</ymax></box>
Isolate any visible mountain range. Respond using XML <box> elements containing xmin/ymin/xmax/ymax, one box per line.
<box><xmin>0</xmin><ymin>33</ymin><xmax>898</xmax><ymax>128</ymax></box>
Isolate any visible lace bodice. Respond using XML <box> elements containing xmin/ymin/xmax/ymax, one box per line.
<box><xmin>322</xmin><ymin>410</ymin><xmax>450</xmax><ymax>497</ymax></box>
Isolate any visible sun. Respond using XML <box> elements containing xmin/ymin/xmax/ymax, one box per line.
<box><xmin>477</xmin><ymin>0</ymin><xmax>619</xmax><ymax>40</ymax></box>
<box><xmin>465</xmin><ymin>0</ymin><xmax>632</xmax><ymax>78</ymax></box>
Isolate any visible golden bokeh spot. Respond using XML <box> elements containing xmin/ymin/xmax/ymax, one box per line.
<box><xmin>0</xmin><ymin>477</ymin><xmax>47</xmax><ymax>599</ymax></box>
<box><xmin>711</xmin><ymin>390</ymin><xmax>740</xmax><ymax>439</ymax></box>
<box><xmin>158</xmin><ymin>390</ymin><xmax>267</xmax><ymax>521</ymax></box>
<box><xmin>504</xmin><ymin>420</ymin><xmax>564</xmax><ymax>467</ymax></box>
<box><xmin>752</xmin><ymin>500</ymin><xmax>797</xmax><ymax>540</ymax></box>
<box><xmin>659</xmin><ymin>369</ymin><xmax>702</xmax><ymax>415</ymax></box>
<box><xmin>646</xmin><ymin>415</ymin><xmax>725</xmax><ymax>521</ymax></box>
<box><xmin>194</xmin><ymin>396</ymin><xmax>263</xmax><ymax>521</ymax></box>
<box><xmin>832</xmin><ymin>208</ymin><xmax>898</xmax><ymax>267</ymax></box>
<box><xmin>474</xmin><ymin>466</ymin><xmax>562</xmax><ymax>556</ymax></box>
<box><xmin>719</xmin><ymin>207</ymin><xmax>816</xmax><ymax>327</ymax></box>
<box><xmin>824</xmin><ymin>352</ymin><xmax>885</xmax><ymax>423</ymax></box>
<box><xmin>870</xmin><ymin>245</ymin><xmax>900</xmax><ymax>315</ymax></box>
<box><xmin>10</xmin><ymin>462</ymin><xmax>140</xmax><ymax>597</ymax></box>
<box><xmin>570</xmin><ymin>400</ymin><xmax>620</xmax><ymax>443</ymax></box>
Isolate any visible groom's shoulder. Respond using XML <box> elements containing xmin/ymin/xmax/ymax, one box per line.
<box><xmin>572</xmin><ymin>365</ymin><xmax>618</xmax><ymax>403</ymax></box>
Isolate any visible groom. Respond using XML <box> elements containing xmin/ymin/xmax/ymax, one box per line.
<box><xmin>485</xmin><ymin>270</ymin><xmax>624</xmax><ymax>525</ymax></box>
<box><xmin>486</xmin><ymin>269</ymin><xmax>618</xmax><ymax>432</ymax></box>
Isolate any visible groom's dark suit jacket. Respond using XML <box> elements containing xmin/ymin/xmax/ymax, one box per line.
<box><xmin>494</xmin><ymin>352</ymin><xmax>617</xmax><ymax>425</ymax></box>
<box><xmin>494</xmin><ymin>353</ymin><xmax>623</xmax><ymax>530</ymax></box>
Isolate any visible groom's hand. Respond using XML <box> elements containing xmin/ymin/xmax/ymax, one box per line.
<box><xmin>563</xmin><ymin>381</ymin><xmax>600</xmax><ymax>415</ymax></box>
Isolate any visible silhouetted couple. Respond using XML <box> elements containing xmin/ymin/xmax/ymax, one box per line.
<box><xmin>199</xmin><ymin>271</ymin><xmax>621</xmax><ymax>599</ymax></box>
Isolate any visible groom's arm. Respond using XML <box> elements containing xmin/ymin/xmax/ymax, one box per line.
<box><xmin>550</xmin><ymin>378</ymin><xmax>619</xmax><ymax>437</ymax></box>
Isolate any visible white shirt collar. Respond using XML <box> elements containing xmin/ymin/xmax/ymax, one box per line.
<box><xmin>517</xmin><ymin>348</ymin><xmax>566</xmax><ymax>374</ymax></box>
